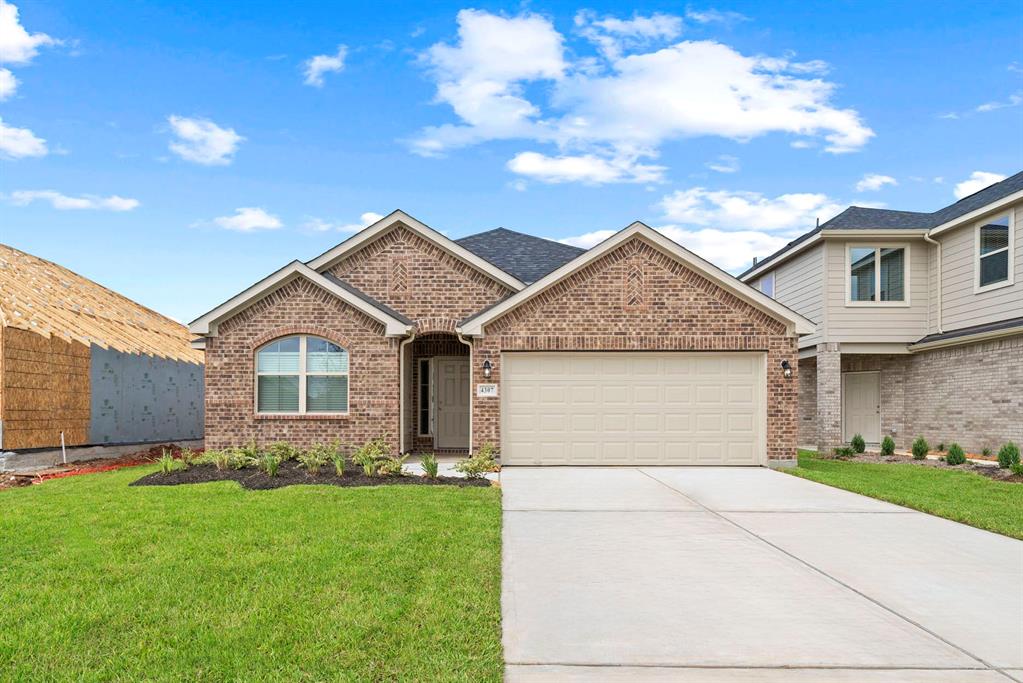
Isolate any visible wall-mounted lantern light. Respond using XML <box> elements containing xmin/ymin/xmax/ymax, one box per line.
<box><xmin>781</xmin><ymin>359</ymin><xmax>793</xmax><ymax>379</ymax></box>
<box><xmin>482</xmin><ymin>359</ymin><xmax>493</xmax><ymax>379</ymax></box>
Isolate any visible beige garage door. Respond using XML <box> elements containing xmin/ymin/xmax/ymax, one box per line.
<box><xmin>501</xmin><ymin>352</ymin><xmax>765</xmax><ymax>466</ymax></box>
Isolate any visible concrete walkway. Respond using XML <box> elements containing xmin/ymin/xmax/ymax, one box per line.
<box><xmin>502</xmin><ymin>467</ymin><xmax>1023</xmax><ymax>682</ymax></box>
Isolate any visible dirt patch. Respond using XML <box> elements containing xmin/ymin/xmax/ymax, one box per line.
<box><xmin>1</xmin><ymin>443</ymin><xmax>199</xmax><ymax>490</ymax></box>
<box><xmin>131</xmin><ymin>461</ymin><xmax>492</xmax><ymax>490</ymax></box>
<box><xmin>840</xmin><ymin>453</ymin><xmax>1023</xmax><ymax>483</ymax></box>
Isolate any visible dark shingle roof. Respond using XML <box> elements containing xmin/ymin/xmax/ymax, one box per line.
<box><xmin>320</xmin><ymin>272</ymin><xmax>413</xmax><ymax>324</ymax></box>
<box><xmin>740</xmin><ymin>170</ymin><xmax>1023</xmax><ymax>279</ymax></box>
<box><xmin>456</xmin><ymin>228</ymin><xmax>585</xmax><ymax>284</ymax></box>
<box><xmin>912</xmin><ymin>316</ymin><xmax>1023</xmax><ymax>347</ymax></box>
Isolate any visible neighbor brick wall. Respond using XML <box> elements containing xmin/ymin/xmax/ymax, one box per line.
<box><xmin>798</xmin><ymin>356</ymin><xmax>817</xmax><ymax>448</ymax></box>
<box><xmin>204</xmin><ymin>278</ymin><xmax>400</xmax><ymax>450</ymax></box>
<box><xmin>815</xmin><ymin>343</ymin><xmax>842</xmax><ymax>454</ymax></box>
<box><xmin>469</xmin><ymin>236</ymin><xmax>800</xmax><ymax>462</ymax></box>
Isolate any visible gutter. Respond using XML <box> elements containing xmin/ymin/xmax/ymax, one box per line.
<box><xmin>456</xmin><ymin>330</ymin><xmax>474</xmax><ymax>455</ymax></box>
<box><xmin>908</xmin><ymin>326</ymin><xmax>1022</xmax><ymax>353</ymax></box>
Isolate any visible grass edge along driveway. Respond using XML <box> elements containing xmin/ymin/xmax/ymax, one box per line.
<box><xmin>0</xmin><ymin>465</ymin><xmax>503</xmax><ymax>682</ymax></box>
<box><xmin>788</xmin><ymin>450</ymin><xmax>1023</xmax><ymax>540</ymax></box>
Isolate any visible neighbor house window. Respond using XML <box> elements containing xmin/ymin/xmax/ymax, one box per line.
<box><xmin>848</xmin><ymin>245</ymin><xmax>907</xmax><ymax>304</ymax></box>
<box><xmin>758</xmin><ymin>272</ymin><xmax>775</xmax><ymax>298</ymax></box>
<box><xmin>976</xmin><ymin>212</ymin><xmax>1013</xmax><ymax>290</ymax></box>
<box><xmin>256</xmin><ymin>336</ymin><xmax>348</xmax><ymax>414</ymax></box>
<box><xmin>418</xmin><ymin>358</ymin><xmax>431</xmax><ymax>436</ymax></box>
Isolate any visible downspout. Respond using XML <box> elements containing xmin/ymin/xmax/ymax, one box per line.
<box><xmin>456</xmin><ymin>330</ymin><xmax>474</xmax><ymax>455</ymax></box>
<box><xmin>398</xmin><ymin>331</ymin><xmax>416</xmax><ymax>454</ymax></box>
<box><xmin>923</xmin><ymin>232</ymin><xmax>942</xmax><ymax>334</ymax></box>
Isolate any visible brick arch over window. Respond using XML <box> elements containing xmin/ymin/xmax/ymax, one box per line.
<box><xmin>412</xmin><ymin>318</ymin><xmax>461</xmax><ymax>335</ymax></box>
<box><xmin>249</xmin><ymin>326</ymin><xmax>353</xmax><ymax>354</ymax></box>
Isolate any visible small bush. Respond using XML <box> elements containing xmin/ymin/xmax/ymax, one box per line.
<box><xmin>1011</xmin><ymin>462</ymin><xmax>1023</xmax><ymax>476</ymax></box>
<box><xmin>997</xmin><ymin>442</ymin><xmax>1021</xmax><ymax>469</ymax></box>
<box><xmin>945</xmin><ymin>443</ymin><xmax>966</xmax><ymax>466</ymax></box>
<box><xmin>157</xmin><ymin>450</ymin><xmax>183</xmax><ymax>475</ymax></box>
<box><xmin>911</xmin><ymin>436</ymin><xmax>929</xmax><ymax>460</ymax></box>
<box><xmin>850</xmin><ymin>434</ymin><xmax>866</xmax><ymax>454</ymax></box>
<box><xmin>178</xmin><ymin>448</ymin><xmax>198</xmax><ymax>466</ymax></box>
<box><xmin>377</xmin><ymin>453</ymin><xmax>409</xmax><ymax>476</ymax></box>
<box><xmin>455</xmin><ymin>443</ymin><xmax>499</xmax><ymax>479</ymax></box>
<box><xmin>420</xmin><ymin>453</ymin><xmax>439</xmax><ymax>479</ymax></box>
<box><xmin>203</xmin><ymin>449</ymin><xmax>233</xmax><ymax>471</ymax></box>
<box><xmin>880</xmin><ymin>435</ymin><xmax>895</xmax><ymax>456</ymax></box>
<box><xmin>982</xmin><ymin>447</ymin><xmax>992</xmax><ymax>457</ymax></box>
<box><xmin>228</xmin><ymin>447</ymin><xmax>256</xmax><ymax>470</ymax></box>
<box><xmin>296</xmin><ymin>449</ymin><xmax>328</xmax><ymax>475</ymax></box>
<box><xmin>259</xmin><ymin>453</ymin><xmax>281</xmax><ymax>477</ymax></box>
<box><xmin>267</xmin><ymin>441</ymin><xmax>300</xmax><ymax>462</ymax></box>
<box><xmin>332</xmin><ymin>452</ymin><xmax>345</xmax><ymax>477</ymax></box>
<box><xmin>833</xmin><ymin>446</ymin><xmax>854</xmax><ymax>458</ymax></box>
<box><xmin>352</xmin><ymin>437</ymin><xmax>389</xmax><ymax>476</ymax></box>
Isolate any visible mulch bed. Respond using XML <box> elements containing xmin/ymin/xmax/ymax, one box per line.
<box><xmin>841</xmin><ymin>453</ymin><xmax>1023</xmax><ymax>483</ymax></box>
<box><xmin>131</xmin><ymin>461</ymin><xmax>493</xmax><ymax>490</ymax></box>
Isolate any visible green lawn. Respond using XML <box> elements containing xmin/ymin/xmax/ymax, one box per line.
<box><xmin>0</xmin><ymin>466</ymin><xmax>503</xmax><ymax>682</ymax></box>
<box><xmin>788</xmin><ymin>450</ymin><xmax>1023</xmax><ymax>539</ymax></box>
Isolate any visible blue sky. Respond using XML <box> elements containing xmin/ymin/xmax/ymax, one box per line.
<box><xmin>2</xmin><ymin>0</ymin><xmax>1021</xmax><ymax>323</ymax></box>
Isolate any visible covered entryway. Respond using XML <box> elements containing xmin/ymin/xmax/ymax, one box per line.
<box><xmin>406</xmin><ymin>333</ymin><xmax>470</xmax><ymax>453</ymax></box>
<box><xmin>501</xmin><ymin>351</ymin><xmax>765</xmax><ymax>466</ymax></box>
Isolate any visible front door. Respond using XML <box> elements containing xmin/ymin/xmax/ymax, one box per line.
<box><xmin>435</xmin><ymin>357</ymin><xmax>470</xmax><ymax>449</ymax></box>
<box><xmin>843</xmin><ymin>371</ymin><xmax>881</xmax><ymax>443</ymax></box>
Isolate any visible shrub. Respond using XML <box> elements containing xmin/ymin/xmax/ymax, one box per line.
<box><xmin>332</xmin><ymin>452</ymin><xmax>345</xmax><ymax>477</ymax></box>
<box><xmin>352</xmin><ymin>437</ymin><xmax>389</xmax><ymax>476</ymax></box>
<box><xmin>1011</xmin><ymin>462</ymin><xmax>1023</xmax><ymax>476</ymax></box>
<box><xmin>982</xmin><ymin>447</ymin><xmax>992</xmax><ymax>457</ymax></box>
<box><xmin>296</xmin><ymin>449</ymin><xmax>328</xmax><ymax>475</ymax></box>
<box><xmin>259</xmin><ymin>453</ymin><xmax>281</xmax><ymax>477</ymax></box>
<box><xmin>455</xmin><ymin>443</ymin><xmax>499</xmax><ymax>479</ymax></box>
<box><xmin>911</xmin><ymin>436</ymin><xmax>929</xmax><ymax>460</ymax></box>
<box><xmin>157</xmin><ymin>450</ymin><xmax>183</xmax><ymax>475</ymax></box>
<box><xmin>420</xmin><ymin>453</ymin><xmax>439</xmax><ymax>479</ymax></box>
<box><xmin>850</xmin><ymin>434</ymin><xmax>866</xmax><ymax>454</ymax></box>
<box><xmin>832</xmin><ymin>446</ymin><xmax>854</xmax><ymax>458</ymax></box>
<box><xmin>880</xmin><ymin>435</ymin><xmax>895</xmax><ymax>456</ymax></box>
<box><xmin>997</xmin><ymin>442</ymin><xmax>1021</xmax><ymax>469</ymax></box>
<box><xmin>945</xmin><ymin>443</ymin><xmax>966</xmax><ymax>466</ymax></box>
<box><xmin>178</xmin><ymin>448</ymin><xmax>198</xmax><ymax>466</ymax></box>
<box><xmin>377</xmin><ymin>453</ymin><xmax>409</xmax><ymax>476</ymax></box>
<box><xmin>203</xmin><ymin>449</ymin><xmax>233</xmax><ymax>471</ymax></box>
<box><xmin>267</xmin><ymin>441</ymin><xmax>300</xmax><ymax>462</ymax></box>
<box><xmin>228</xmin><ymin>447</ymin><xmax>256</xmax><ymax>470</ymax></box>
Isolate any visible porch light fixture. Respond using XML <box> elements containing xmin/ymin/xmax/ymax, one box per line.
<box><xmin>482</xmin><ymin>359</ymin><xmax>492</xmax><ymax>379</ymax></box>
<box><xmin>781</xmin><ymin>360</ymin><xmax>793</xmax><ymax>379</ymax></box>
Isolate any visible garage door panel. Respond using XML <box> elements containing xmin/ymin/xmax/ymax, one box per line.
<box><xmin>502</xmin><ymin>352</ymin><xmax>764</xmax><ymax>466</ymax></box>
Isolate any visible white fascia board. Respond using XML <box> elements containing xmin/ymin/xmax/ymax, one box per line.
<box><xmin>188</xmin><ymin>261</ymin><xmax>411</xmax><ymax>337</ymax></box>
<box><xmin>459</xmin><ymin>222</ymin><xmax>816</xmax><ymax>337</ymax></box>
<box><xmin>928</xmin><ymin>189</ymin><xmax>1023</xmax><ymax>236</ymax></box>
<box><xmin>821</xmin><ymin>229</ymin><xmax>928</xmax><ymax>237</ymax></box>
<box><xmin>305</xmin><ymin>209</ymin><xmax>526</xmax><ymax>291</ymax></box>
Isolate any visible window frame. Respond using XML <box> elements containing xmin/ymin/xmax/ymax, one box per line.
<box><xmin>974</xmin><ymin>208</ymin><xmax>1015</xmax><ymax>294</ymax></box>
<box><xmin>417</xmin><ymin>357</ymin><xmax>431</xmax><ymax>436</ymax></box>
<box><xmin>844</xmin><ymin>242</ymin><xmax>911</xmax><ymax>308</ymax></box>
<box><xmin>758</xmin><ymin>272</ymin><xmax>775</xmax><ymax>298</ymax></box>
<box><xmin>254</xmin><ymin>335</ymin><xmax>349</xmax><ymax>416</ymax></box>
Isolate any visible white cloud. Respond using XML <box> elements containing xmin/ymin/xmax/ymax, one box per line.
<box><xmin>166</xmin><ymin>115</ymin><xmax>244</xmax><ymax>165</ymax></box>
<box><xmin>303</xmin><ymin>44</ymin><xmax>347</xmax><ymax>87</ymax></box>
<box><xmin>0</xmin><ymin>115</ymin><xmax>46</xmax><ymax>157</ymax></box>
<box><xmin>413</xmin><ymin>11</ymin><xmax>873</xmax><ymax>180</ymax></box>
<box><xmin>684</xmin><ymin>8</ymin><xmax>750</xmax><ymax>25</ymax></box>
<box><xmin>508</xmin><ymin>150</ymin><xmax>665</xmax><ymax>184</ymax></box>
<box><xmin>0</xmin><ymin>66</ymin><xmax>14</xmax><ymax>98</ymax></box>
<box><xmin>953</xmin><ymin>171</ymin><xmax>1005</xmax><ymax>200</ymax></box>
<box><xmin>706</xmin><ymin>154</ymin><xmax>739</xmax><ymax>173</ymax></box>
<box><xmin>213</xmin><ymin>207</ymin><xmax>282</xmax><ymax>232</ymax></box>
<box><xmin>302</xmin><ymin>211</ymin><xmax>383</xmax><ymax>233</ymax></box>
<box><xmin>8</xmin><ymin>189</ymin><xmax>139</xmax><ymax>211</ymax></box>
<box><xmin>0</xmin><ymin>0</ymin><xmax>59</xmax><ymax>65</ymax></box>
<box><xmin>855</xmin><ymin>173</ymin><xmax>897</xmax><ymax>192</ymax></box>
<box><xmin>976</xmin><ymin>92</ymin><xmax>1022</xmax><ymax>113</ymax></box>
<box><xmin>659</xmin><ymin>186</ymin><xmax>842</xmax><ymax>231</ymax></box>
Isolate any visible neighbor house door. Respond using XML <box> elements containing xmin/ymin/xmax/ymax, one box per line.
<box><xmin>435</xmin><ymin>357</ymin><xmax>469</xmax><ymax>449</ymax></box>
<box><xmin>843</xmin><ymin>371</ymin><xmax>881</xmax><ymax>443</ymax></box>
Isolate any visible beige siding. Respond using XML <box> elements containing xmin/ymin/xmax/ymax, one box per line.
<box><xmin>771</xmin><ymin>243</ymin><xmax>825</xmax><ymax>349</ymax></box>
<box><xmin>937</xmin><ymin>202</ymin><xmax>1023</xmax><ymax>332</ymax></box>
<box><xmin>824</xmin><ymin>238</ymin><xmax>931</xmax><ymax>343</ymax></box>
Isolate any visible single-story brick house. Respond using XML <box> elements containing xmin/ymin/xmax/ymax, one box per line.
<box><xmin>190</xmin><ymin>211</ymin><xmax>813</xmax><ymax>467</ymax></box>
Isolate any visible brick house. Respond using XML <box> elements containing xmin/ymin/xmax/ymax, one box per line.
<box><xmin>190</xmin><ymin>211</ymin><xmax>813</xmax><ymax>467</ymax></box>
<box><xmin>740</xmin><ymin>171</ymin><xmax>1023</xmax><ymax>455</ymax></box>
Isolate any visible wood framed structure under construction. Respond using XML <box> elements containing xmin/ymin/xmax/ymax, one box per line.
<box><xmin>0</xmin><ymin>244</ymin><xmax>203</xmax><ymax>451</ymax></box>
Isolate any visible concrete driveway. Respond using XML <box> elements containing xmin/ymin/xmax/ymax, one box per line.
<box><xmin>501</xmin><ymin>467</ymin><xmax>1023</xmax><ymax>682</ymax></box>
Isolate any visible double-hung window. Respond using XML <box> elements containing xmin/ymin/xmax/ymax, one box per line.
<box><xmin>848</xmin><ymin>245</ymin><xmax>908</xmax><ymax>305</ymax></box>
<box><xmin>256</xmin><ymin>336</ymin><xmax>348</xmax><ymax>414</ymax></box>
<box><xmin>976</xmin><ymin>212</ymin><xmax>1013</xmax><ymax>291</ymax></box>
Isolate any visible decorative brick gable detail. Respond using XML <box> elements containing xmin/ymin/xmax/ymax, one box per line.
<box><xmin>205</xmin><ymin>278</ymin><xmax>399</xmax><ymax>450</ymax></box>
<box><xmin>470</xmin><ymin>236</ymin><xmax>798</xmax><ymax>462</ymax></box>
<box><xmin>325</xmin><ymin>224</ymin><xmax>513</xmax><ymax>329</ymax></box>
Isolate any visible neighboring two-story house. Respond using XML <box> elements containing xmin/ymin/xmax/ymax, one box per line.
<box><xmin>741</xmin><ymin>172</ymin><xmax>1023</xmax><ymax>455</ymax></box>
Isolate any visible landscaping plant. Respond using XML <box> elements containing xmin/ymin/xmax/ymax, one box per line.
<box><xmin>850</xmin><ymin>434</ymin><xmax>866</xmax><ymax>454</ymax></box>
<box><xmin>297</xmin><ymin>449</ymin><xmax>328</xmax><ymax>475</ymax></box>
<box><xmin>945</xmin><ymin>443</ymin><xmax>966</xmax><ymax>466</ymax></box>
<box><xmin>998</xmin><ymin>442</ymin><xmax>1021</xmax><ymax>470</ymax></box>
<box><xmin>267</xmin><ymin>441</ymin><xmax>300</xmax><ymax>462</ymax></box>
<box><xmin>331</xmin><ymin>452</ymin><xmax>345</xmax><ymax>477</ymax></box>
<box><xmin>206</xmin><ymin>449</ymin><xmax>232</xmax><ymax>471</ymax></box>
<box><xmin>833</xmin><ymin>446</ymin><xmax>854</xmax><ymax>458</ymax></box>
<box><xmin>259</xmin><ymin>453</ymin><xmax>281</xmax><ymax>477</ymax></box>
<box><xmin>911</xmin><ymin>436</ymin><xmax>929</xmax><ymax>460</ymax></box>
<box><xmin>420</xmin><ymin>453</ymin><xmax>439</xmax><ymax>479</ymax></box>
<box><xmin>352</xmin><ymin>437</ymin><xmax>389</xmax><ymax>476</ymax></box>
<box><xmin>157</xmin><ymin>450</ymin><xmax>182</xmax><ymax>475</ymax></box>
<box><xmin>880</xmin><ymin>435</ymin><xmax>895</xmax><ymax>456</ymax></box>
<box><xmin>982</xmin><ymin>447</ymin><xmax>992</xmax><ymax>457</ymax></box>
<box><xmin>936</xmin><ymin>442</ymin><xmax>946</xmax><ymax>453</ymax></box>
<box><xmin>455</xmin><ymin>443</ymin><xmax>499</xmax><ymax>479</ymax></box>
<box><xmin>1011</xmin><ymin>462</ymin><xmax>1023</xmax><ymax>476</ymax></box>
<box><xmin>377</xmin><ymin>453</ymin><xmax>409</xmax><ymax>476</ymax></box>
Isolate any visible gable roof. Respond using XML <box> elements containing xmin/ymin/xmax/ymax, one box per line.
<box><xmin>455</xmin><ymin>227</ymin><xmax>585</xmax><ymax>284</ymax></box>
<box><xmin>305</xmin><ymin>210</ymin><xmax>526</xmax><ymax>291</ymax></box>
<box><xmin>0</xmin><ymin>243</ymin><xmax>202</xmax><ymax>363</ymax></box>
<box><xmin>458</xmin><ymin>222</ymin><xmax>815</xmax><ymax>337</ymax></box>
<box><xmin>740</xmin><ymin>170</ymin><xmax>1023</xmax><ymax>280</ymax></box>
<box><xmin>188</xmin><ymin>261</ymin><xmax>412</xmax><ymax>337</ymax></box>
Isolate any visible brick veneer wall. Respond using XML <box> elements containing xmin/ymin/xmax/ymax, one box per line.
<box><xmin>204</xmin><ymin>278</ymin><xmax>400</xmax><ymax>450</ymax></box>
<box><xmin>798</xmin><ymin>356</ymin><xmax>818</xmax><ymax>448</ymax></box>
<box><xmin>469</xmin><ymin>237</ymin><xmax>800</xmax><ymax>462</ymax></box>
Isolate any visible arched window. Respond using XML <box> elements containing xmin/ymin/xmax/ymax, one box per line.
<box><xmin>256</xmin><ymin>336</ymin><xmax>349</xmax><ymax>414</ymax></box>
